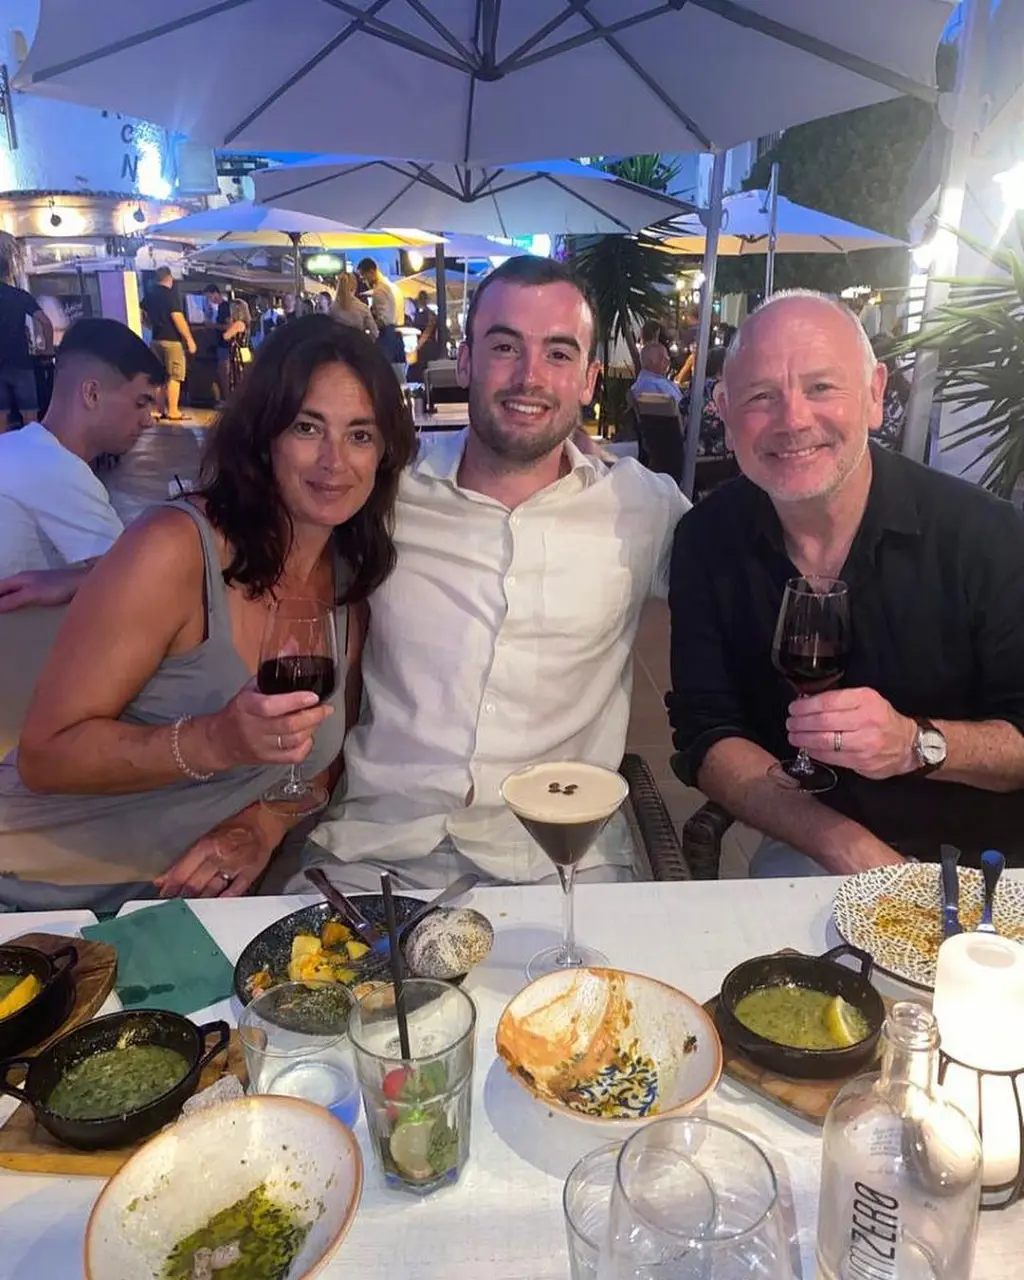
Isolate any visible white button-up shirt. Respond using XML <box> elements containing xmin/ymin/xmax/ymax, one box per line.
<box><xmin>313</xmin><ymin>431</ymin><xmax>690</xmax><ymax>882</ymax></box>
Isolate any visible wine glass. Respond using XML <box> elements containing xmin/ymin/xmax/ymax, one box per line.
<box><xmin>257</xmin><ymin>597</ymin><xmax>338</xmax><ymax>816</ymax></box>
<box><xmin>598</xmin><ymin>1117</ymin><xmax>791</xmax><ymax>1279</ymax></box>
<box><xmin>769</xmin><ymin>575</ymin><xmax>851</xmax><ymax>795</ymax></box>
<box><xmin>501</xmin><ymin>761</ymin><xmax>628</xmax><ymax>980</ymax></box>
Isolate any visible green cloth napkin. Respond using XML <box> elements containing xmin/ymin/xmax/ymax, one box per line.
<box><xmin>82</xmin><ymin>899</ymin><xmax>235</xmax><ymax>1017</ymax></box>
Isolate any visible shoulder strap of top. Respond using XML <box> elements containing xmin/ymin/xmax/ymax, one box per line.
<box><xmin>165</xmin><ymin>498</ymin><xmax>230</xmax><ymax>636</ymax></box>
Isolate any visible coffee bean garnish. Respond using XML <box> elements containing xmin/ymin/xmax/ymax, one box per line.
<box><xmin>548</xmin><ymin>782</ymin><xmax>561</xmax><ymax>793</ymax></box>
<box><xmin>547</xmin><ymin>782</ymin><xmax>579</xmax><ymax>795</ymax></box>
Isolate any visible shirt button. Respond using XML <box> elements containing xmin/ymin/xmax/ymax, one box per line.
<box><xmin>484</xmin><ymin>701</ymin><xmax>495</xmax><ymax>715</ymax></box>
<box><xmin>510</xmin><ymin>513</ymin><xmax>520</xmax><ymax>528</ymax></box>
<box><xmin>507</xmin><ymin>574</ymin><xmax>516</xmax><ymax>588</ymax></box>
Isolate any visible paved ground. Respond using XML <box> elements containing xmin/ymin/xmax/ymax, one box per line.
<box><xmin>627</xmin><ymin>600</ymin><xmax>758</xmax><ymax>878</ymax></box>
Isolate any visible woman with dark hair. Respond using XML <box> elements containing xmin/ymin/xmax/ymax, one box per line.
<box><xmin>0</xmin><ymin>316</ymin><xmax>415</xmax><ymax>910</ymax></box>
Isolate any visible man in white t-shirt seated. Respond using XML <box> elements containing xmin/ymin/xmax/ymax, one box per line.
<box><xmin>630</xmin><ymin>342</ymin><xmax>683</xmax><ymax>404</ymax></box>
<box><xmin>0</xmin><ymin>318</ymin><xmax>165</xmax><ymax>588</ymax></box>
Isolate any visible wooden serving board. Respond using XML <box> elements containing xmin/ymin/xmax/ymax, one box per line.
<box><xmin>0</xmin><ymin>1031</ymin><xmax>247</xmax><ymax>1176</ymax></box>
<box><xmin>9</xmin><ymin>932</ymin><xmax>118</xmax><ymax>1059</ymax></box>
<box><xmin>705</xmin><ymin>963</ymin><xmax>893</xmax><ymax>1126</ymax></box>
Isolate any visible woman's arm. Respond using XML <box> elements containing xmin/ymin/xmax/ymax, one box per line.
<box><xmin>16</xmin><ymin>509</ymin><xmax>332</xmax><ymax>794</ymax></box>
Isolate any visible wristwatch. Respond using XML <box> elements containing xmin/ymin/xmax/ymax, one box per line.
<box><xmin>912</xmin><ymin>717</ymin><xmax>947</xmax><ymax>775</ymax></box>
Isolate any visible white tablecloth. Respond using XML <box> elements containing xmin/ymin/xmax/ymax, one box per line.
<box><xmin>1</xmin><ymin>881</ymin><xmax>1021</xmax><ymax>1279</ymax></box>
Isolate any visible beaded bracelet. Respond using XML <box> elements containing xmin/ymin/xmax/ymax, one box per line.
<box><xmin>171</xmin><ymin>714</ymin><xmax>215</xmax><ymax>782</ymax></box>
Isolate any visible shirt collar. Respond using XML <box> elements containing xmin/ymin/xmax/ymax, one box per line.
<box><xmin>749</xmin><ymin>442</ymin><xmax>922</xmax><ymax>553</ymax></box>
<box><xmin>411</xmin><ymin>428</ymin><xmax>605</xmax><ymax>490</ymax></box>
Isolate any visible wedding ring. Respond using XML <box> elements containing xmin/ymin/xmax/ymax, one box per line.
<box><xmin>834</xmin><ymin>730</ymin><xmax>843</xmax><ymax>753</ymax></box>
<box><xmin>218</xmin><ymin>870</ymin><xmax>235</xmax><ymax>884</ymax></box>
<box><xmin>277</xmin><ymin>734</ymin><xmax>284</xmax><ymax>750</ymax></box>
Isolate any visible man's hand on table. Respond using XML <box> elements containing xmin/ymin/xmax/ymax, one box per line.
<box><xmin>786</xmin><ymin>687</ymin><xmax>918</xmax><ymax>780</ymax></box>
<box><xmin>155</xmin><ymin>817</ymin><xmax>276</xmax><ymax>899</ymax></box>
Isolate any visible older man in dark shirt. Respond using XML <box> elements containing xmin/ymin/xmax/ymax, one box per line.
<box><xmin>667</xmin><ymin>290</ymin><xmax>1024</xmax><ymax>874</ymax></box>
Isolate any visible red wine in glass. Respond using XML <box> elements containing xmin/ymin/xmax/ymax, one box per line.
<box><xmin>769</xmin><ymin>577</ymin><xmax>851</xmax><ymax>793</ymax></box>
<box><xmin>257</xmin><ymin>598</ymin><xmax>338</xmax><ymax>816</ymax></box>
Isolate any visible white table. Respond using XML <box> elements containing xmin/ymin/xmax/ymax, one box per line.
<box><xmin>1</xmin><ymin>880</ymin><xmax>1021</xmax><ymax>1279</ymax></box>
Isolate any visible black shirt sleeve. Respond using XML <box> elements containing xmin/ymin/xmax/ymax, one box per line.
<box><xmin>963</xmin><ymin>498</ymin><xmax>1024</xmax><ymax>736</ymax></box>
<box><xmin>167</xmin><ymin>283</ymin><xmax>185</xmax><ymax>315</ymax></box>
<box><xmin>665</xmin><ymin>508</ymin><xmax>762</xmax><ymax>786</ymax></box>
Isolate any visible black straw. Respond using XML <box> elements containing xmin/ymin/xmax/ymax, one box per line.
<box><xmin>381</xmin><ymin>872</ymin><xmax>411</xmax><ymax>1061</ymax></box>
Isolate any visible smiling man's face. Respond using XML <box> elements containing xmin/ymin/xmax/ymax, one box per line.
<box><xmin>716</xmin><ymin>297</ymin><xmax>885</xmax><ymax>505</ymax></box>
<box><xmin>458</xmin><ymin>279</ymin><xmax>599</xmax><ymax>466</ymax></box>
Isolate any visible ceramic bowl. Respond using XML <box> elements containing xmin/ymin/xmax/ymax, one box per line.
<box><xmin>85</xmin><ymin>1095</ymin><xmax>363</xmax><ymax>1280</ymax></box>
<box><xmin>495</xmin><ymin>966</ymin><xmax>722</xmax><ymax>1127</ymax></box>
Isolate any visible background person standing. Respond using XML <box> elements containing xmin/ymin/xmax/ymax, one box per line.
<box><xmin>142</xmin><ymin>267</ymin><xmax>196</xmax><ymax>422</ymax></box>
<box><xmin>0</xmin><ymin>250</ymin><xmax>54</xmax><ymax>432</ymax></box>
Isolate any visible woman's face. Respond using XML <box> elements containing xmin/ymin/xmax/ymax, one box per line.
<box><xmin>271</xmin><ymin>361</ymin><xmax>384</xmax><ymax>535</ymax></box>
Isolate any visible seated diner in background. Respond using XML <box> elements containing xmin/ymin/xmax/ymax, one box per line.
<box><xmin>677</xmin><ymin>345</ymin><xmax>729</xmax><ymax>459</ymax></box>
<box><xmin>0</xmin><ymin>318</ymin><xmax>163</xmax><ymax>586</ymax></box>
<box><xmin>630</xmin><ymin>342</ymin><xmax>683</xmax><ymax>405</ymax></box>
<box><xmin>296</xmin><ymin>256</ymin><xmax>690</xmax><ymax>893</ymax></box>
<box><xmin>0</xmin><ymin>316</ymin><xmax>415</xmax><ymax>912</ymax></box>
<box><xmin>667</xmin><ymin>290</ymin><xmax>1024</xmax><ymax>876</ymax></box>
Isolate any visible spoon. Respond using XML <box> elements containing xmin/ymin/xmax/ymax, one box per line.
<box><xmin>304</xmin><ymin>868</ymin><xmax>389</xmax><ymax>959</ymax></box>
<box><xmin>977</xmin><ymin>849</ymin><xmax>1005</xmax><ymax>934</ymax></box>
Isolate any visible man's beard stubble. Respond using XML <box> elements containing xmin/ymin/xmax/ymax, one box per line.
<box><xmin>468</xmin><ymin>382</ymin><xmax>581</xmax><ymax>467</ymax></box>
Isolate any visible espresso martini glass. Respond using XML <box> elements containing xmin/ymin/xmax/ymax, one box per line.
<box><xmin>501</xmin><ymin>761</ymin><xmax>629</xmax><ymax>980</ymax></box>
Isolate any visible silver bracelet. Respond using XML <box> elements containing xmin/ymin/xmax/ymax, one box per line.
<box><xmin>171</xmin><ymin>714</ymin><xmax>215</xmax><ymax>782</ymax></box>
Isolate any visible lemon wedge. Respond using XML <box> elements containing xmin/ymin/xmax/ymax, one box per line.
<box><xmin>0</xmin><ymin>973</ymin><xmax>41</xmax><ymax>1021</ymax></box>
<box><xmin>824</xmin><ymin>996</ymin><xmax>862</xmax><ymax>1048</ymax></box>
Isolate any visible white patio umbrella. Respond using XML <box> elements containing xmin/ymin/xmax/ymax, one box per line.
<box><xmin>145</xmin><ymin>201</ymin><xmax>439</xmax><ymax>295</ymax></box>
<box><xmin>17</xmin><ymin>2</ymin><xmax>951</xmax><ymax>165</ymax></box>
<box><xmin>655</xmin><ymin>189</ymin><xmax>909</xmax><ymax>257</ymax></box>
<box><xmin>253</xmin><ymin>156</ymin><xmax>693</xmax><ymax>236</ymax></box>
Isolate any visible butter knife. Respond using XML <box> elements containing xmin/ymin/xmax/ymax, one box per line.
<box><xmin>940</xmin><ymin>844</ymin><xmax>962</xmax><ymax>938</ymax></box>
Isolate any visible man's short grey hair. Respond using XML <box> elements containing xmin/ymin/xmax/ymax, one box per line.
<box><xmin>724</xmin><ymin>289</ymin><xmax>877</xmax><ymax>381</ymax></box>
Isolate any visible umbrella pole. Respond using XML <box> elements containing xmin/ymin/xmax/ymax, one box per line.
<box><xmin>434</xmin><ymin>251</ymin><xmax>448</xmax><ymax>351</ymax></box>
<box><xmin>461</xmin><ymin>258</ymin><xmax>470</xmax><ymax>339</ymax></box>
<box><xmin>682</xmin><ymin>151</ymin><xmax>726</xmax><ymax>499</ymax></box>
<box><xmin>288</xmin><ymin>232</ymin><xmax>303</xmax><ymax>302</ymax></box>
<box><xmin>765</xmin><ymin>162</ymin><xmax>780</xmax><ymax>297</ymax></box>
<box><xmin>902</xmin><ymin>0</ymin><xmax>989</xmax><ymax>465</ymax></box>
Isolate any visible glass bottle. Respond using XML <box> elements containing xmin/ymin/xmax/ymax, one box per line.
<box><xmin>816</xmin><ymin>1001</ymin><xmax>982</xmax><ymax>1280</ymax></box>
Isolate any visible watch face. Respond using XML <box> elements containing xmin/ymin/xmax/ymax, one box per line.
<box><xmin>919</xmin><ymin>728</ymin><xmax>947</xmax><ymax>765</ymax></box>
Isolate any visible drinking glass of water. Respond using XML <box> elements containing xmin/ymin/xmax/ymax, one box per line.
<box><xmin>564</xmin><ymin>1143</ymin><xmax>623</xmax><ymax>1279</ymax></box>
<box><xmin>238</xmin><ymin>980</ymin><xmax>360</xmax><ymax>1128</ymax></box>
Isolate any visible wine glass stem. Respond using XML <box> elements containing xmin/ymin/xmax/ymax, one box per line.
<box><xmin>558</xmin><ymin>865</ymin><xmax>579</xmax><ymax>965</ymax></box>
<box><xmin>282</xmin><ymin>764</ymin><xmax>306</xmax><ymax>796</ymax></box>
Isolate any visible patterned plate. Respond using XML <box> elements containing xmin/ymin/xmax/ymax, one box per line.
<box><xmin>833</xmin><ymin>864</ymin><xmax>1024</xmax><ymax>990</ymax></box>
<box><xmin>232</xmin><ymin>894</ymin><xmax>422</xmax><ymax>1006</ymax></box>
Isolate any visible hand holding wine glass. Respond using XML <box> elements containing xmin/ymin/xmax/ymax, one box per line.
<box><xmin>769</xmin><ymin>575</ymin><xmax>851</xmax><ymax>794</ymax></box>
<box><xmin>257</xmin><ymin>597</ymin><xmax>339</xmax><ymax>816</ymax></box>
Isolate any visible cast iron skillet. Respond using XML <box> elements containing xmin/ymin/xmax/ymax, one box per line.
<box><xmin>0</xmin><ymin>944</ymin><xmax>77</xmax><ymax>1059</ymax></box>
<box><xmin>715</xmin><ymin>943</ymin><xmax>885</xmax><ymax>1080</ymax></box>
<box><xmin>0</xmin><ymin>1009</ymin><xmax>229</xmax><ymax>1150</ymax></box>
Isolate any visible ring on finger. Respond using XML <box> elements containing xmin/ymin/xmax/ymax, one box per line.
<box><xmin>834</xmin><ymin>730</ymin><xmax>843</xmax><ymax>753</ymax></box>
<box><xmin>277</xmin><ymin>733</ymin><xmax>284</xmax><ymax>751</ymax></box>
<box><xmin>218</xmin><ymin>870</ymin><xmax>235</xmax><ymax>885</ymax></box>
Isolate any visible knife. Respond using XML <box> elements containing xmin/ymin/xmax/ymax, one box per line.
<box><xmin>977</xmin><ymin>849</ymin><xmax>1005</xmax><ymax>935</ymax></box>
<box><xmin>940</xmin><ymin>844</ymin><xmax>962</xmax><ymax>939</ymax></box>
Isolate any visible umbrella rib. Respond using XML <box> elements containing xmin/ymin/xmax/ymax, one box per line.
<box><xmin>684</xmin><ymin>0</ymin><xmax>938</xmax><ymax>102</ymax></box>
<box><xmin>224</xmin><ymin>0</ymin><xmax>395</xmax><ymax>146</ymax></box>
<box><xmin>402</xmin><ymin>0</ymin><xmax>481</xmax><ymax>67</ymax></box>
<box><xmin>519</xmin><ymin>5</ymin><xmax>712</xmax><ymax>149</ymax></box>
<box><xmin>479</xmin><ymin>0</ymin><xmax>502</xmax><ymax>71</ymax></box>
<box><xmin>27</xmin><ymin>0</ymin><xmax>253</xmax><ymax>80</ymax></box>
<box><xmin>544</xmin><ymin>175</ymin><xmax>631</xmax><ymax>233</ymax></box>
<box><xmin>500</xmin><ymin>3</ymin><xmax>677</xmax><ymax>73</ymax></box>
<box><xmin>363</xmin><ymin>171</ymin><xmax>431</xmax><ymax>229</ymax></box>
<box><xmin>316</xmin><ymin>0</ymin><xmax>471</xmax><ymax>70</ymax></box>
<box><xmin>255</xmin><ymin>159</ymin><xmax>380</xmax><ymax>204</ymax></box>
<box><xmin>403</xmin><ymin>161</ymin><xmax>465</xmax><ymax>200</ymax></box>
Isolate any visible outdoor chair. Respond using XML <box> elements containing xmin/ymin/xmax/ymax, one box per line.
<box><xmin>620</xmin><ymin>753</ymin><xmax>690</xmax><ymax>880</ymax></box>
<box><xmin>670</xmin><ymin>751</ymin><xmax>733</xmax><ymax>879</ymax></box>
<box><xmin>627</xmin><ymin>392</ymin><xmax>684</xmax><ymax>485</ymax></box>
<box><xmin>423</xmin><ymin>360</ymin><xmax>468</xmax><ymax>412</ymax></box>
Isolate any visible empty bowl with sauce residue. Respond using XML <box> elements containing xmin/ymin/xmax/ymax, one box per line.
<box><xmin>495</xmin><ymin>967</ymin><xmax>722</xmax><ymax>1128</ymax></box>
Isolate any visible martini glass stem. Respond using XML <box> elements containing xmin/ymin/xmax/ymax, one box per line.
<box><xmin>559</xmin><ymin>865</ymin><xmax>579</xmax><ymax>965</ymax></box>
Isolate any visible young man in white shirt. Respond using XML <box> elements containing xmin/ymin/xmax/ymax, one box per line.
<box><xmin>0</xmin><ymin>318</ymin><xmax>164</xmax><ymax>583</ymax></box>
<box><xmin>299</xmin><ymin>256</ymin><xmax>691</xmax><ymax>890</ymax></box>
